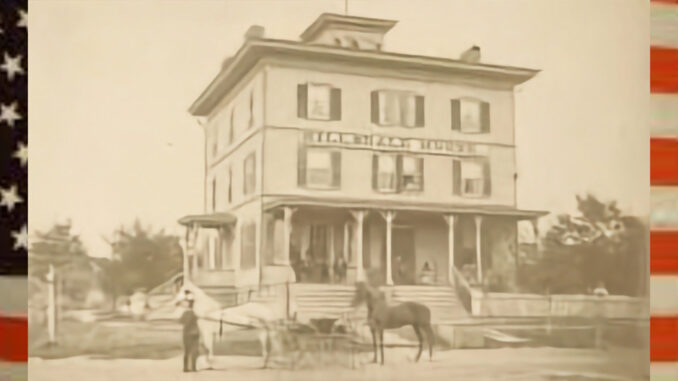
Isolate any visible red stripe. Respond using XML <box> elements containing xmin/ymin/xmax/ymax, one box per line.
<box><xmin>0</xmin><ymin>316</ymin><xmax>27</xmax><ymax>362</ymax></box>
<box><xmin>651</xmin><ymin>317</ymin><xmax>678</xmax><ymax>362</ymax></box>
<box><xmin>651</xmin><ymin>47</ymin><xmax>678</xmax><ymax>94</ymax></box>
<box><xmin>651</xmin><ymin>231</ymin><xmax>678</xmax><ymax>273</ymax></box>
<box><xmin>651</xmin><ymin>0</ymin><xmax>678</xmax><ymax>4</ymax></box>
<box><xmin>651</xmin><ymin>138</ymin><xmax>678</xmax><ymax>185</ymax></box>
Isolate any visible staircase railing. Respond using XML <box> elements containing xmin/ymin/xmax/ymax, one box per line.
<box><xmin>452</xmin><ymin>266</ymin><xmax>473</xmax><ymax>314</ymax></box>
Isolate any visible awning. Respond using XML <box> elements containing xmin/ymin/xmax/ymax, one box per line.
<box><xmin>263</xmin><ymin>196</ymin><xmax>548</xmax><ymax>220</ymax></box>
<box><xmin>178</xmin><ymin>213</ymin><xmax>237</xmax><ymax>229</ymax></box>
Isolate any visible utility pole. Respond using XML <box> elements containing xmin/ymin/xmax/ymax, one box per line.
<box><xmin>46</xmin><ymin>263</ymin><xmax>57</xmax><ymax>345</ymax></box>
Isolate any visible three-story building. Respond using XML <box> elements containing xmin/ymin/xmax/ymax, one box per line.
<box><xmin>182</xmin><ymin>13</ymin><xmax>546</xmax><ymax>302</ymax></box>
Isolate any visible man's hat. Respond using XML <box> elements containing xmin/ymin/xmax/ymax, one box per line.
<box><xmin>184</xmin><ymin>290</ymin><xmax>194</xmax><ymax>301</ymax></box>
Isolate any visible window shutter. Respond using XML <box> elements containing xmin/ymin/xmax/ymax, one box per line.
<box><xmin>372</xmin><ymin>155</ymin><xmax>379</xmax><ymax>190</ymax></box>
<box><xmin>330</xmin><ymin>88</ymin><xmax>342</xmax><ymax>121</ymax></box>
<box><xmin>331</xmin><ymin>151</ymin><xmax>341</xmax><ymax>187</ymax></box>
<box><xmin>416</xmin><ymin>157</ymin><xmax>424</xmax><ymax>190</ymax></box>
<box><xmin>297</xmin><ymin>145</ymin><xmax>307</xmax><ymax>187</ymax></box>
<box><xmin>483</xmin><ymin>159</ymin><xmax>492</xmax><ymax>196</ymax></box>
<box><xmin>371</xmin><ymin>91</ymin><xmax>380</xmax><ymax>124</ymax></box>
<box><xmin>415</xmin><ymin>95</ymin><xmax>425</xmax><ymax>127</ymax></box>
<box><xmin>480</xmin><ymin>101</ymin><xmax>491</xmax><ymax>133</ymax></box>
<box><xmin>396</xmin><ymin>155</ymin><xmax>404</xmax><ymax>191</ymax></box>
<box><xmin>452</xmin><ymin>159</ymin><xmax>461</xmax><ymax>195</ymax></box>
<box><xmin>297</xmin><ymin>84</ymin><xmax>308</xmax><ymax>119</ymax></box>
<box><xmin>451</xmin><ymin>99</ymin><xmax>461</xmax><ymax>131</ymax></box>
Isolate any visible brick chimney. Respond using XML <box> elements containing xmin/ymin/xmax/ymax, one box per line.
<box><xmin>460</xmin><ymin>45</ymin><xmax>481</xmax><ymax>63</ymax></box>
<box><xmin>244</xmin><ymin>25</ymin><xmax>265</xmax><ymax>41</ymax></box>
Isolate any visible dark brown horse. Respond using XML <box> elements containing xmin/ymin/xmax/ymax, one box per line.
<box><xmin>351</xmin><ymin>282</ymin><xmax>434</xmax><ymax>365</ymax></box>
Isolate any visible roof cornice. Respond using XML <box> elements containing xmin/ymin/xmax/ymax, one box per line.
<box><xmin>189</xmin><ymin>39</ymin><xmax>540</xmax><ymax>116</ymax></box>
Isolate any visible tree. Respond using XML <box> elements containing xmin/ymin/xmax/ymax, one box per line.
<box><xmin>536</xmin><ymin>194</ymin><xmax>647</xmax><ymax>296</ymax></box>
<box><xmin>29</xmin><ymin>220</ymin><xmax>88</xmax><ymax>280</ymax></box>
<box><xmin>103</xmin><ymin>220</ymin><xmax>183</xmax><ymax>298</ymax></box>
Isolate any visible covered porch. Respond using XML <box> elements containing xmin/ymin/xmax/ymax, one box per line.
<box><xmin>261</xmin><ymin>197</ymin><xmax>547</xmax><ymax>287</ymax></box>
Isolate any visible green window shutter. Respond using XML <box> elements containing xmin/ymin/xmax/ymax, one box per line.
<box><xmin>481</xmin><ymin>101</ymin><xmax>491</xmax><ymax>133</ymax></box>
<box><xmin>330</xmin><ymin>88</ymin><xmax>342</xmax><ymax>121</ymax></box>
<box><xmin>451</xmin><ymin>99</ymin><xmax>461</xmax><ymax>131</ymax></box>
<box><xmin>331</xmin><ymin>151</ymin><xmax>341</xmax><ymax>187</ymax></box>
<box><xmin>297</xmin><ymin>84</ymin><xmax>308</xmax><ymax>119</ymax></box>
<box><xmin>297</xmin><ymin>145</ymin><xmax>307</xmax><ymax>187</ymax></box>
<box><xmin>415</xmin><ymin>95</ymin><xmax>425</xmax><ymax>127</ymax></box>
<box><xmin>483</xmin><ymin>159</ymin><xmax>492</xmax><ymax>196</ymax></box>
<box><xmin>452</xmin><ymin>159</ymin><xmax>461</xmax><ymax>195</ymax></box>
<box><xmin>371</xmin><ymin>91</ymin><xmax>380</xmax><ymax>124</ymax></box>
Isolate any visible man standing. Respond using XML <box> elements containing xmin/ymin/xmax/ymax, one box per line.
<box><xmin>179</xmin><ymin>291</ymin><xmax>201</xmax><ymax>372</ymax></box>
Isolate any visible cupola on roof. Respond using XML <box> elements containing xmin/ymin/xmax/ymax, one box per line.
<box><xmin>299</xmin><ymin>13</ymin><xmax>397</xmax><ymax>51</ymax></box>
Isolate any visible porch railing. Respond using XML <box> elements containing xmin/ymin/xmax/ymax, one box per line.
<box><xmin>452</xmin><ymin>266</ymin><xmax>473</xmax><ymax>314</ymax></box>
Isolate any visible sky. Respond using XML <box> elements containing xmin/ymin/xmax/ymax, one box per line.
<box><xmin>28</xmin><ymin>0</ymin><xmax>649</xmax><ymax>257</ymax></box>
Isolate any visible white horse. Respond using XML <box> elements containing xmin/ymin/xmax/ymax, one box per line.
<box><xmin>171</xmin><ymin>283</ymin><xmax>275</xmax><ymax>370</ymax></box>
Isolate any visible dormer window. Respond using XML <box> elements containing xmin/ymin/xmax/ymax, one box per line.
<box><xmin>297</xmin><ymin>83</ymin><xmax>342</xmax><ymax>121</ymax></box>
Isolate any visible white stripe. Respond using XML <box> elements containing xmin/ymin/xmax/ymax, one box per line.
<box><xmin>651</xmin><ymin>186</ymin><xmax>678</xmax><ymax>228</ymax></box>
<box><xmin>0</xmin><ymin>276</ymin><xmax>26</xmax><ymax>316</ymax></box>
<box><xmin>651</xmin><ymin>94</ymin><xmax>678</xmax><ymax>138</ymax></box>
<box><xmin>651</xmin><ymin>275</ymin><xmax>678</xmax><ymax>316</ymax></box>
<box><xmin>651</xmin><ymin>362</ymin><xmax>678</xmax><ymax>380</ymax></box>
<box><xmin>652</xmin><ymin>2</ymin><xmax>678</xmax><ymax>49</ymax></box>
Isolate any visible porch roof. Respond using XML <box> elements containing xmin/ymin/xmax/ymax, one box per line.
<box><xmin>263</xmin><ymin>196</ymin><xmax>549</xmax><ymax>220</ymax></box>
<box><xmin>178</xmin><ymin>212</ymin><xmax>237</xmax><ymax>228</ymax></box>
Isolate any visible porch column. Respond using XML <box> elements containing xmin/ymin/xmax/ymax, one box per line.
<box><xmin>350</xmin><ymin>210</ymin><xmax>366</xmax><ymax>282</ymax></box>
<box><xmin>474</xmin><ymin>215</ymin><xmax>483</xmax><ymax>283</ymax></box>
<box><xmin>183</xmin><ymin>227</ymin><xmax>190</xmax><ymax>282</ymax></box>
<box><xmin>282</xmin><ymin>207</ymin><xmax>296</xmax><ymax>265</ymax></box>
<box><xmin>328</xmin><ymin>225</ymin><xmax>335</xmax><ymax>282</ymax></box>
<box><xmin>444</xmin><ymin>215</ymin><xmax>457</xmax><ymax>285</ymax></box>
<box><xmin>380</xmin><ymin>211</ymin><xmax>396</xmax><ymax>286</ymax></box>
<box><xmin>343</xmin><ymin>223</ymin><xmax>350</xmax><ymax>261</ymax></box>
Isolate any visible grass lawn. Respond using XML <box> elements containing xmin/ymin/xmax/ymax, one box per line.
<box><xmin>29</xmin><ymin>319</ymin><xmax>269</xmax><ymax>360</ymax></box>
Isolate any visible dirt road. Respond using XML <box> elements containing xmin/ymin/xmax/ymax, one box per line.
<box><xmin>29</xmin><ymin>347</ymin><xmax>647</xmax><ymax>381</ymax></box>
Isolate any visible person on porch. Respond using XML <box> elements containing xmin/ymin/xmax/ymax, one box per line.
<box><xmin>334</xmin><ymin>255</ymin><xmax>347</xmax><ymax>284</ymax></box>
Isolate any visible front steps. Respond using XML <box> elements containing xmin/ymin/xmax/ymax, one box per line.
<box><xmin>390</xmin><ymin>285</ymin><xmax>469</xmax><ymax>324</ymax></box>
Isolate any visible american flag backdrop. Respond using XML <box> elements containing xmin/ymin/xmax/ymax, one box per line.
<box><xmin>0</xmin><ymin>0</ymin><xmax>27</xmax><ymax>375</ymax></box>
<box><xmin>651</xmin><ymin>0</ymin><xmax>678</xmax><ymax>379</ymax></box>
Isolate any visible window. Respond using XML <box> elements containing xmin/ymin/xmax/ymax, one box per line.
<box><xmin>451</xmin><ymin>98</ymin><xmax>490</xmax><ymax>133</ymax></box>
<box><xmin>371</xmin><ymin>90</ymin><xmax>424</xmax><ymax>127</ymax></box>
<box><xmin>227</xmin><ymin>167</ymin><xmax>232</xmax><ymax>204</ymax></box>
<box><xmin>211</xmin><ymin>178</ymin><xmax>217</xmax><ymax>211</ymax></box>
<box><xmin>298</xmin><ymin>147</ymin><xmax>341</xmax><ymax>189</ymax></box>
<box><xmin>373</xmin><ymin>154</ymin><xmax>398</xmax><ymax>192</ymax></box>
<box><xmin>297</xmin><ymin>83</ymin><xmax>341</xmax><ymax>121</ymax></box>
<box><xmin>240</xmin><ymin>222</ymin><xmax>256</xmax><ymax>270</ymax></box>
<box><xmin>248</xmin><ymin>90</ymin><xmax>255</xmax><ymax>129</ymax></box>
<box><xmin>228</xmin><ymin>109</ymin><xmax>234</xmax><ymax>144</ymax></box>
<box><xmin>243</xmin><ymin>153</ymin><xmax>256</xmax><ymax>196</ymax></box>
<box><xmin>453</xmin><ymin>158</ymin><xmax>491</xmax><ymax>197</ymax></box>
<box><xmin>372</xmin><ymin>154</ymin><xmax>423</xmax><ymax>192</ymax></box>
<box><xmin>401</xmin><ymin>156</ymin><xmax>424</xmax><ymax>191</ymax></box>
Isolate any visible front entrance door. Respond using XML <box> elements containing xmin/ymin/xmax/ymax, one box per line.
<box><xmin>392</xmin><ymin>227</ymin><xmax>416</xmax><ymax>285</ymax></box>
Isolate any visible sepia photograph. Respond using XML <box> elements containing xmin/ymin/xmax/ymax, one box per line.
<box><xmin>25</xmin><ymin>1</ymin><xmax>649</xmax><ymax>380</ymax></box>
